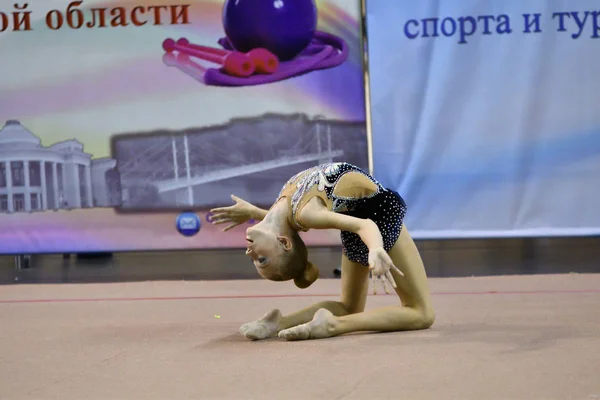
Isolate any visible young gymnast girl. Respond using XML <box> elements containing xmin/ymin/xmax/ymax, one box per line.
<box><xmin>210</xmin><ymin>162</ymin><xmax>435</xmax><ymax>341</ymax></box>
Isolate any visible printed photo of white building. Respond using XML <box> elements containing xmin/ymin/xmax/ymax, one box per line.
<box><xmin>0</xmin><ymin>120</ymin><xmax>121</xmax><ymax>214</ymax></box>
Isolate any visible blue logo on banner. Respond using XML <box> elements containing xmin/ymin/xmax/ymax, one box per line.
<box><xmin>176</xmin><ymin>212</ymin><xmax>201</xmax><ymax>237</ymax></box>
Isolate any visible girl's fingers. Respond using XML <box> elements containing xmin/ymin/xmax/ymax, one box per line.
<box><xmin>210</xmin><ymin>206</ymin><xmax>233</xmax><ymax>213</ymax></box>
<box><xmin>385</xmin><ymin>271</ymin><xmax>397</xmax><ymax>288</ymax></box>
<box><xmin>391</xmin><ymin>264</ymin><xmax>404</xmax><ymax>276</ymax></box>
<box><xmin>223</xmin><ymin>222</ymin><xmax>242</xmax><ymax>232</ymax></box>
<box><xmin>382</xmin><ymin>277</ymin><xmax>391</xmax><ymax>294</ymax></box>
<box><xmin>212</xmin><ymin>218</ymin><xmax>232</xmax><ymax>225</ymax></box>
<box><xmin>371</xmin><ymin>270</ymin><xmax>377</xmax><ymax>295</ymax></box>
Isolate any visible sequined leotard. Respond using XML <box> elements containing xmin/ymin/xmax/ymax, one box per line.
<box><xmin>276</xmin><ymin>162</ymin><xmax>407</xmax><ymax>266</ymax></box>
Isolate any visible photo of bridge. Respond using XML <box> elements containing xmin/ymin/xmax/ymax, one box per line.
<box><xmin>111</xmin><ymin>113</ymin><xmax>369</xmax><ymax>211</ymax></box>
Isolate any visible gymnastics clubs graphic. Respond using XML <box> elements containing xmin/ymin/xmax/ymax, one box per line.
<box><xmin>162</xmin><ymin>38</ymin><xmax>280</xmax><ymax>78</ymax></box>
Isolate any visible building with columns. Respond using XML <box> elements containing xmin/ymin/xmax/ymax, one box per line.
<box><xmin>0</xmin><ymin>120</ymin><xmax>121</xmax><ymax>213</ymax></box>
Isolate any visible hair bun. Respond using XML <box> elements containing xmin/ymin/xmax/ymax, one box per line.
<box><xmin>293</xmin><ymin>261</ymin><xmax>319</xmax><ymax>289</ymax></box>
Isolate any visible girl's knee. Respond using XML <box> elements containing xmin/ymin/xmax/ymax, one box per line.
<box><xmin>388</xmin><ymin>305</ymin><xmax>435</xmax><ymax>330</ymax></box>
<box><xmin>406</xmin><ymin>306</ymin><xmax>435</xmax><ymax>330</ymax></box>
<box><xmin>417</xmin><ymin>307</ymin><xmax>435</xmax><ymax>329</ymax></box>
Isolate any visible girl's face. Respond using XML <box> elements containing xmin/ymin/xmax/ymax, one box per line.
<box><xmin>245</xmin><ymin>223</ymin><xmax>286</xmax><ymax>280</ymax></box>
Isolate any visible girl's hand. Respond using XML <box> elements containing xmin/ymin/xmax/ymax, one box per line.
<box><xmin>210</xmin><ymin>195</ymin><xmax>257</xmax><ymax>232</ymax></box>
<box><xmin>367</xmin><ymin>247</ymin><xmax>404</xmax><ymax>295</ymax></box>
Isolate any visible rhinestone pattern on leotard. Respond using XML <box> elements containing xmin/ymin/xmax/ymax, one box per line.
<box><xmin>276</xmin><ymin>162</ymin><xmax>407</xmax><ymax>266</ymax></box>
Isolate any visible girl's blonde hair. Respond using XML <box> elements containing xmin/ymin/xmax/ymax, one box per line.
<box><xmin>278</xmin><ymin>231</ymin><xmax>319</xmax><ymax>289</ymax></box>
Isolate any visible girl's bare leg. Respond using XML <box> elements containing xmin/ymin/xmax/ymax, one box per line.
<box><xmin>239</xmin><ymin>253</ymin><xmax>370</xmax><ymax>340</ymax></box>
<box><xmin>278</xmin><ymin>225</ymin><xmax>435</xmax><ymax>340</ymax></box>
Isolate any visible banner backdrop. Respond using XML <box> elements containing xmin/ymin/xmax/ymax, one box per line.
<box><xmin>0</xmin><ymin>0</ymin><xmax>369</xmax><ymax>254</ymax></box>
<box><xmin>367</xmin><ymin>0</ymin><xmax>600</xmax><ymax>239</ymax></box>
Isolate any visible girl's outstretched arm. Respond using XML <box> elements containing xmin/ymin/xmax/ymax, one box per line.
<box><xmin>210</xmin><ymin>194</ymin><xmax>269</xmax><ymax>231</ymax></box>
<box><xmin>299</xmin><ymin>203</ymin><xmax>384</xmax><ymax>249</ymax></box>
<box><xmin>298</xmin><ymin>203</ymin><xmax>404</xmax><ymax>287</ymax></box>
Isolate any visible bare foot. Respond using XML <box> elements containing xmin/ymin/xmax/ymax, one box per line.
<box><xmin>278</xmin><ymin>308</ymin><xmax>337</xmax><ymax>341</ymax></box>
<box><xmin>239</xmin><ymin>309</ymin><xmax>281</xmax><ymax>340</ymax></box>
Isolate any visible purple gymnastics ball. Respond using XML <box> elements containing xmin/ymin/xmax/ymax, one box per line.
<box><xmin>222</xmin><ymin>0</ymin><xmax>318</xmax><ymax>61</ymax></box>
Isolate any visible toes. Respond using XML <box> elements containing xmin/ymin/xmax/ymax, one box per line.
<box><xmin>240</xmin><ymin>328</ymin><xmax>252</xmax><ymax>337</ymax></box>
<box><xmin>239</xmin><ymin>323</ymin><xmax>260</xmax><ymax>339</ymax></box>
<box><xmin>278</xmin><ymin>328</ymin><xmax>294</xmax><ymax>339</ymax></box>
<box><xmin>277</xmin><ymin>330</ymin><xmax>289</xmax><ymax>340</ymax></box>
<box><xmin>242</xmin><ymin>327</ymin><xmax>264</xmax><ymax>340</ymax></box>
<box><xmin>240</xmin><ymin>321</ymin><xmax>278</xmax><ymax>340</ymax></box>
<box><xmin>279</xmin><ymin>331</ymin><xmax>299</xmax><ymax>341</ymax></box>
<box><xmin>278</xmin><ymin>327</ymin><xmax>307</xmax><ymax>341</ymax></box>
<box><xmin>244</xmin><ymin>331</ymin><xmax>262</xmax><ymax>340</ymax></box>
